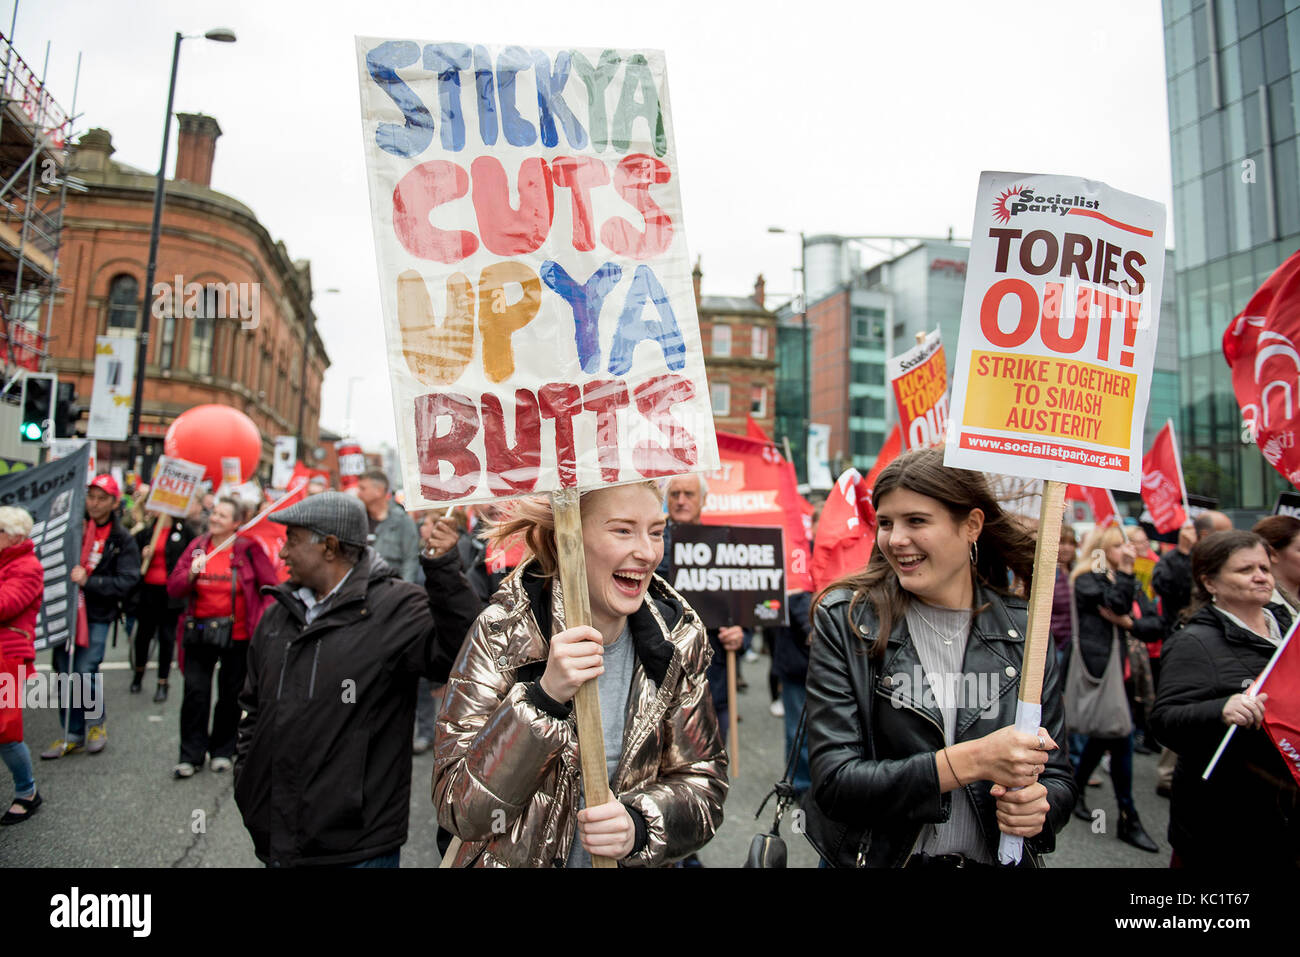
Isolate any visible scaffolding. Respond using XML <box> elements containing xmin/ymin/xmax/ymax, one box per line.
<box><xmin>0</xmin><ymin>28</ymin><xmax>79</xmax><ymax>396</ymax></box>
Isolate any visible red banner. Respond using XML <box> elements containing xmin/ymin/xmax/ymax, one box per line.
<box><xmin>337</xmin><ymin>438</ymin><xmax>365</xmax><ymax>491</ymax></box>
<box><xmin>1066</xmin><ymin>484</ymin><xmax>1119</xmax><ymax>528</ymax></box>
<box><xmin>1258</xmin><ymin>630</ymin><xmax>1300</xmax><ymax>787</ymax></box>
<box><xmin>811</xmin><ymin>425</ymin><xmax>902</xmax><ymax>590</ymax></box>
<box><xmin>707</xmin><ymin>430</ymin><xmax>813</xmax><ymax>593</ymax></box>
<box><xmin>1141</xmin><ymin>420</ymin><xmax>1187</xmax><ymax>534</ymax></box>
<box><xmin>1224</xmin><ymin>250</ymin><xmax>1300</xmax><ymax>488</ymax></box>
<box><xmin>242</xmin><ymin>480</ymin><xmax>309</xmax><ymax>582</ymax></box>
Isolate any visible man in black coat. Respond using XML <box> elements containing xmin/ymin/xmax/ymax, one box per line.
<box><xmin>234</xmin><ymin>492</ymin><xmax>479</xmax><ymax>867</ymax></box>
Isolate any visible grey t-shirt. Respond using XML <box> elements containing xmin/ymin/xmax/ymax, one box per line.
<box><xmin>566</xmin><ymin>623</ymin><xmax>636</xmax><ymax>868</ymax></box>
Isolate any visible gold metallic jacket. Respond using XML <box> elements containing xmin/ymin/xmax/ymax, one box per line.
<box><xmin>434</xmin><ymin>561</ymin><xmax>728</xmax><ymax>867</ymax></box>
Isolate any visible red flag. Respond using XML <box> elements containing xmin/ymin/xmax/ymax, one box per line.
<box><xmin>1066</xmin><ymin>484</ymin><xmax>1119</xmax><ymax>528</ymax></box>
<box><xmin>1224</xmin><ymin>250</ymin><xmax>1300</xmax><ymax>488</ymax></box>
<box><xmin>858</xmin><ymin>425</ymin><xmax>902</xmax><ymax>528</ymax></box>
<box><xmin>1255</xmin><ymin>628</ymin><xmax>1300</xmax><ymax>787</ymax></box>
<box><xmin>812</xmin><ymin>468</ymin><xmax>874</xmax><ymax>590</ymax></box>
<box><xmin>745</xmin><ymin>415</ymin><xmax>771</xmax><ymax>443</ymax></box>
<box><xmin>241</xmin><ymin>479</ymin><xmax>309</xmax><ymax>582</ymax></box>
<box><xmin>1141</xmin><ymin>420</ymin><xmax>1188</xmax><ymax>534</ymax></box>
<box><xmin>708</xmin><ymin>430</ymin><xmax>814</xmax><ymax>593</ymax></box>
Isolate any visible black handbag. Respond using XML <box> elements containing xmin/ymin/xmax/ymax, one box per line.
<box><xmin>744</xmin><ymin>699</ymin><xmax>809</xmax><ymax>867</ymax></box>
<box><xmin>182</xmin><ymin>553</ymin><xmax>239</xmax><ymax>651</ymax></box>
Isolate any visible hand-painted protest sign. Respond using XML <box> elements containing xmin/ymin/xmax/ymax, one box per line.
<box><xmin>945</xmin><ymin>172</ymin><xmax>1166</xmax><ymax>491</ymax></box>
<box><xmin>889</xmin><ymin>329</ymin><xmax>948</xmax><ymax>450</ymax></box>
<box><xmin>356</xmin><ymin>39</ymin><xmax>719</xmax><ymax>508</ymax></box>
<box><xmin>145</xmin><ymin>455</ymin><xmax>206</xmax><ymax>518</ymax></box>
<box><xmin>664</xmin><ymin>524</ymin><xmax>786</xmax><ymax>628</ymax></box>
<box><xmin>706</xmin><ymin>430</ymin><xmax>812</xmax><ymax>593</ymax></box>
<box><xmin>0</xmin><ymin>444</ymin><xmax>90</xmax><ymax>651</ymax></box>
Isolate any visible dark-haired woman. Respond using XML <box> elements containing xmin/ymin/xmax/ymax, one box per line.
<box><xmin>1150</xmin><ymin>530</ymin><xmax>1299</xmax><ymax>868</ymax></box>
<box><xmin>1068</xmin><ymin>523</ymin><xmax>1160</xmax><ymax>852</ymax></box>
<box><xmin>804</xmin><ymin>448</ymin><xmax>1076</xmax><ymax>867</ymax></box>
<box><xmin>434</xmin><ymin>482</ymin><xmax>727</xmax><ymax>867</ymax></box>
<box><xmin>1252</xmin><ymin>514</ymin><xmax>1300</xmax><ymax>621</ymax></box>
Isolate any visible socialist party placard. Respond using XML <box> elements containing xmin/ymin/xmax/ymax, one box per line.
<box><xmin>664</xmin><ymin>524</ymin><xmax>787</xmax><ymax>629</ymax></box>
<box><xmin>944</xmin><ymin>172</ymin><xmax>1166</xmax><ymax>491</ymax></box>
<box><xmin>356</xmin><ymin>41</ymin><xmax>719</xmax><ymax>507</ymax></box>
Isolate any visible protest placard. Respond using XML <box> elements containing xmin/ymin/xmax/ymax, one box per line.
<box><xmin>664</xmin><ymin>524</ymin><xmax>787</xmax><ymax>629</ymax></box>
<box><xmin>888</xmin><ymin>329</ymin><xmax>948</xmax><ymax>450</ymax></box>
<box><xmin>144</xmin><ymin>455</ymin><xmax>206</xmax><ymax>518</ymax></box>
<box><xmin>355</xmin><ymin>39</ymin><xmax>719</xmax><ymax>509</ymax></box>
<box><xmin>945</xmin><ymin>172</ymin><xmax>1166</xmax><ymax>491</ymax></box>
<box><xmin>0</xmin><ymin>444</ymin><xmax>90</xmax><ymax>651</ymax></box>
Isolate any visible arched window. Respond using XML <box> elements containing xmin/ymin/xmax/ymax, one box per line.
<box><xmin>187</xmin><ymin>286</ymin><xmax>216</xmax><ymax>374</ymax></box>
<box><xmin>107</xmin><ymin>274</ymin><xmax>139</xmax><ymax>333</ymax></box>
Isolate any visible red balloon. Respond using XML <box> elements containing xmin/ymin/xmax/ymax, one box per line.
<box><xmin>163</xmin><ymin>405</ymin><xmax>262</xmax><ymax>485</ymax></box>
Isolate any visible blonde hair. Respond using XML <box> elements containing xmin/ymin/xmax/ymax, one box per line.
<box><xmin>1071</xmin><ymin>523</ymin><xmax>1126</xmax><ymax>582</ymax></box>
<box><xmin>486</xmin><ymin>481</ymin><xmax>665</xmax><ymax>578</ymax></box>
<box><xmin>0</xmin><ymin>506</ymin><xmax>34</xmax><ymax>538</ymax></box>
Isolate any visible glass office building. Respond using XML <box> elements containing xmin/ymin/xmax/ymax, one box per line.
<box><xmin>1163</xmin><ymin>0</ymin><xmax>1300</xmax><ymax>509</ymax></box>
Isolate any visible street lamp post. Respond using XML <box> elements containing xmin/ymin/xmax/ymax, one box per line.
<box><xmin>130</xmin><ymin>28</ymin><xmax>236</xmax><ymax>470</ymax></box>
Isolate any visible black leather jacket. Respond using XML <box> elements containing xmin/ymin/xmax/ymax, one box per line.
<box><xmin>804</xmin><ymin>585</ymin><xmax>1077</xmax><ymax>867</ymax></box>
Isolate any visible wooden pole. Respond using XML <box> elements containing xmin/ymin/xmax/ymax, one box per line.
<box><xmin>725</xmin><ymin>648</ymin><xmax>740</xmax><ymax>778</ymax></box>
<box><xmin>145</xmin><ymin>514</ymin><xmax>171</xmax><ymax>558</ymax></box>
<box><xmin>550</xmin><ymin>487</ymin><xmax>615</xmax><ymax>869</ymax></box>
<box><xmin>440</xmin><ymin>836</ymin><xmax>462</xmax><ymax>868</ymax></box>
<box><xmin>997</xmin><ymin>478</ymin><xmax>1066</xmax><ymax>865</ymax></box>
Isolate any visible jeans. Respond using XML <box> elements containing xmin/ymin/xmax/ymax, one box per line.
<box><xmin>51</xmin><ymin>619</ymin><xmax>110</xmax><ymax>741</ymax></box>
<box><xmin>781</xmin><ymin>681</ymin><xmax>811</xmax><ymax>795</ymax></box>
<box><xmin>1075</xmin><ymin>732</ymin><xmax>1136</xmax><ymax>813</ymax></box>
<box><xmin>349</xmin><ymin>850</ymin><xmax>400</xmax><ymax>868</ymax></box>
<box><xmin>180</xmin><ymin>641</ymin><xmax>248</xmax><ymax>764</ymax></box>
<box><xmin>0</xmin><ymin>740</ymin><xmax>34</xmax><ymax>796</ymax></box>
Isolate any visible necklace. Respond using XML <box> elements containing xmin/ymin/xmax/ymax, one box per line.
<box><xmin>910</xmin><ymin>601</ymin><xmax>971</xmax><ymax>647</ymax></box>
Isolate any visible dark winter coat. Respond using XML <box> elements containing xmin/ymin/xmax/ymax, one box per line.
<box><xmin>82</xmin><ymin>516</ymin><xmax>141</xmax><ymax>623</ymax></box>
<box><xmin>234</xmin><ymin>547</ymin><xmax>480</xmax><ymax>866</ymax></box>
<box><xmin>1149</xmin><ymin>605</ymin><xmax>1300</xmax><ymax>867</ymax></box>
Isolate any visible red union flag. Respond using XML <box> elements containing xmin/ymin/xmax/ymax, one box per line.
<box><xmin>1223</xmin><ymin>250</ymin><xmax>1300</xmax><ymax>488</ymax></box>
<box><xmin>1140</xmin><ymin>420</ymin><xmax>1188</xmax><ymax>534</ymax></box>
<box><xmin>812</xmin><ymin>426</ymin><xmax>901</xmax><ymax>588</ymax></box>
<box><xmin>1258</xmin><ymin>628</ymin><xmax>1300</xmax><ymax>787</ymax></box>
<box><xmin>1066</xmin><ymin>484</ymin><xmax>1119</xmax><ymax>528</ymax></box>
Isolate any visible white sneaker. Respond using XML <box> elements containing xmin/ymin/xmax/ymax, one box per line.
<box><xmin>743</xmin><ymin>650</ymin><xmax>760</xmax><ymax>664</ymax></box>
<box><xmin>173</xmin><ymin>762</ymin><xmax>197</xmax><ymax>779</ymax></box>
<box><xmin>210</xmin><ymin>756</ymin><xmax>233</xmax><ymax>773</ymax></box>
<box><xmin>769</xmin><ymin>699</ymin><xmax>785</xmax><ymax>718</ymax></box>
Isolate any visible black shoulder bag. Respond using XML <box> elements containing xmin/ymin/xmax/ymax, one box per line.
<box><xmin>744</xmin><ymin>700</ymin><xmax>809</xmax><ymax>867</ymax></box>
<box><xmin>182</xmin><ymin>552</ymin><xmax>239</xmax><ymax>651</ymax></box>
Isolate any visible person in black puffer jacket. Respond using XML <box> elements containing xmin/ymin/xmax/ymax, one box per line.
<box><xmin>1150</xmin><ymin>529</ymin><xmax>1299</xmax><ymax>868</ymax></box>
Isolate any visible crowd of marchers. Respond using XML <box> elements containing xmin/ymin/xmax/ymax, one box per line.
<box><xmin>0</xmin><ymin>454</ymin><xmax>1295</xmax><ymax>868</ymax></box>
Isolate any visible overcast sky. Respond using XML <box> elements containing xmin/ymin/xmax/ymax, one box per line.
<box><xmin>21</xmin><ymin>0</ymin><xmax>1173</xmax><ymax>451</ymax></box>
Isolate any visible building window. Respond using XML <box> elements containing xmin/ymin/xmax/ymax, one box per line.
<box><xmin>852</xmin><ymin>431</ymin><xmax>885</xmax><ymax>457</ymax></box>
<box><xmin>852</xmin><ymin>306</ymin><xmax>886</xmax><ymax>348</ymax></box>
<box><xmin>852</xmin><ymin>395</ymin><xmax>885</xmax><ymax>418</ymax></box>
<box><xmin>751</xmin><ymin>326</ymin><xmax>769</xmax><ymax>359</ymax></box>
<box><xmin>711</xmin><ymin>324</ymin><xmax>732</xmax><ymax>357</ymax></box>
<box><xmin>751</xmin><ymin>384</ymin><xmax>767</xmax><ymax>417</ymax></box>
<box><xmin>188</xmin><ymin>287</ymin><xmax>216</xmax><ymax>374</ymax></box>
<box><xmin>107</xmin><ymin>274</ymin><xmax>139</xmax><ymax>334</ymax></box>
<box><xmin>852</xmin><ymin>361</ymin><xmax>885</xmax><ymax>385</ymax></box>
<box><xmin>159</xmin><ymin>314</ymin><xmax>175</xmax><ymax>369</ymax></box>
<box><xmin>712</xmin><ymin>382</ymin><xmax>730</xmax><ymax>416</ymax></box>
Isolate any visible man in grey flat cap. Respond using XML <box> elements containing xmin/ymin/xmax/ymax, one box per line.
<box><xmin>233</xmin><ymin>492</ymin><xmax>480</xmax><ymax>867</ymax></box>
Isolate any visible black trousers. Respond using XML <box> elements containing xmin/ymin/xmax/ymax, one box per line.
<box><xmin>133</xmin><ymin>583</ymin><xmax>177</xmax><ymax>681</ymax></box>
<box><xmin>179</xmin><ymin>640</ymin><xmax>248</xmax><ymax>764</ymax></box>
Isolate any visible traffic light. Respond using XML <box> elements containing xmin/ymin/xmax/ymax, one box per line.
<box><xmin>19</xmin><ymin>373</ymin><xmax>55</xmax><ymax>443</ymax></box>
<box><xmin>55</xmin><ymin>381</ymin><xmax>78</xmax><ymax>437</ymax></box>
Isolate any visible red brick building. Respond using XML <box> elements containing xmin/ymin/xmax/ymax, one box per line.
<box><xmin>48</xmin><ymin>117</ymin><xmax>329</xmax><ymax>474</ymax></box>
<box><xmin>693</xmin><ymin>261</ymin><xmax>777</xmax><ymax>438</ymax></box>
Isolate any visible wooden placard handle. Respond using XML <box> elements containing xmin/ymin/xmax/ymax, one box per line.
<box><xmin>550</xmin><ymin>488</ymin><xmax>615</xmax><ymax>869</ymax></box>
<box><xmin>146</xmin><ymin>514</ymin><xmax>171</xmax><ymax>557</ymax></box>
<box><xmin>725</xmin><ymin>648</ymin><xmax>740</xmax><ymax>778</ymax></box>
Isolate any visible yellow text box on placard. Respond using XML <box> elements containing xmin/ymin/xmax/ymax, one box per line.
<box><xmin>963</xmin><ymin>351</ymin><xmax>1136</xmax><ymax>449</ymax></box>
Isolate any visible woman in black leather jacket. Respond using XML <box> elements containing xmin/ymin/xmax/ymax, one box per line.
<box><xmin>805</xmin><ymin>449</ymin><xmax>1076</xmax><ymax>867</ymax></box>
<box><xmin>1149</xmin><ymin>530</ymin><xmax>1299</xmax><ymax>867</ymax></box>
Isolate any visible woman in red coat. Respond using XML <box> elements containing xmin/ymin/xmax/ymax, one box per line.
<box><xmin>167</xmin><ymin>496</ymin><xmax>277</xmax><ymax>779</ymax></box>
<box><xmin>0</xmin><ymin>506</ymin><xmax>47</xmax><ymax>824</ymax></box>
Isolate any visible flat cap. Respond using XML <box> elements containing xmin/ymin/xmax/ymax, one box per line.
<box><xmin>273</xmin><ymin>491</ymin><xmax>369</xmax><ymax>547</ymax></box>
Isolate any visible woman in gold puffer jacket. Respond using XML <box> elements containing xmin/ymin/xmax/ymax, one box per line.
<box><xmin>434</xmin><ymin>482</ymin><xmax>728</xmax><ymax>867</ymax></box>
